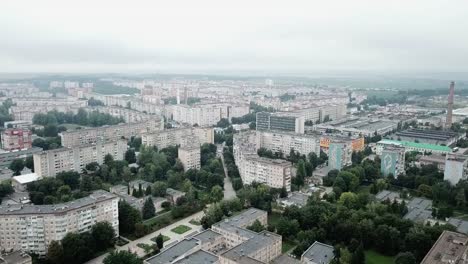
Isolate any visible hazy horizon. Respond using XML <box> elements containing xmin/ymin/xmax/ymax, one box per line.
<box><xmin>1</xmin><ymin>0</ymin><xmax>468</xmax><ymax>75</ymax></box>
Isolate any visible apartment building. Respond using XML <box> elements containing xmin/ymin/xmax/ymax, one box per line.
<box><xmin>9</xmin><ymin>98</ymin><xmax>88</xmax><ymax>121</ymax></box>
<box><xmin>255</xmin><ymin>130</ymin><xmax>320</xmax><ymax>156</ymax></box>
<box><xmin>320</xmin><ymin>135</ymin><xmax>364</xmax><ymax>153</ymax></box>
<box><xmin>169</xmin><ymin>103</ymin><xmax>249</xmax><ymax>127</ymax></box>
<box><xmin>82</xmin><ymin>93</ymin><xmax>163</xmax><ymax>115</ymax></box>
<box><xmin>1</xmin><ymin>129</ymin><xmax>32</xmax><ymax>151</ymax></box>
<box><xmin>328</xmin><ymin>141</ymin><xmax>352</xmax><ymax>170</ymax></box>
<box><xmin>291</xmin><ymin>104</ymin><xmax>347</xmax><ymax>123</ymax></box>
<box><xmin>141</xmin><ymin>127</ymin><xmax>214</xmax><ymax>149</ymax></box>
<box><xmin>33</xmin><ymin>140</ymin><xmax>127</xmax><ymax>177</ymax></box>
<box><xmin>178</xmin><ymin>144</ymin><xmax>201</xmax><ymax>172</ymax></box>
<box><xmin>256</xmin><ymin>112</ymin><xmax>305</xmax><ymax>134</ymax></box>
<box><xmin>444</xmin><ymin>155</ymin><xmax>468</xmax><ymax>185</ymax></box>
<box><xmin>234</xmin><ymin>133</ymin><xmax>293</xmax><ymax>191</ymax></box>
<box><xmin>0</xmin><ymin>190</ymin><xmax>119</xmax><ymax>255</ymax></box>
<box><xmin>380</xmin><ymin>145</ymin><xmax>406</xmax><ymax>177</ymax></box>
<box><xmin>145</xmin><ymin>208</ymin><xmax>282</xmax><ymax>264</ymax></box>
<box><xmin>85</xmin><ymin>106</ymin><xmax>156</xmax><ymax>123</ymax></box>
<box><xmin>421</xmin><ymin>231</ymin><xmax>468</xmax><ymax>264</ymax></box>
<box><xmin>60</xmin><ymin>119</ymin><xmax>163</xmax><ymax>147</ymax></box>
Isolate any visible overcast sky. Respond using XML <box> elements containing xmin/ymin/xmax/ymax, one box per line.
<box><xmin>1</xmin><ymin>0</ymin><xmax>468</xmax><ymax>75</ymax></box>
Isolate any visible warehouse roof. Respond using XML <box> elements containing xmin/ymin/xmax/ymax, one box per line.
<box><xmin>378</xmin><ymin>139</ymin><xmax>452</xmax><ymax>152</ymax></box>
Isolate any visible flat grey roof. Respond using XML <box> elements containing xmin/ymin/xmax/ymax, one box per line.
<box><xmin>375</xmin><ymin>190</ymin><xmax>400</xmax><ymax>202</ymax></box>
<box><xmin>145</xmin><ymin>238</ymin><xmax>199</xmax><ymax>264</ymax></box>
<box><xmin>193</xmin><ymin>229</ymin><xmax>222</xmax><ymax>244</ymax></box>
<box><xmin>0</xmin><ymin>190</ymin><xmax>117</xmax><ymax>215</ymax></box>
<box><xmin>172</xmin><ymin>250</ymin><xmax>218</xmax><ymax>264</ymax></box>
<box><xmin>279</xmin><ymin>192</ymin><xmax>309</xmax><ymax>207</ymax></box>
<box><xmin>302</xmin><ymin>241</ymin><xmax>335</xmax><ymax>264</ymax></box>
<box><xmin>448</xmin><ymin>218</ymin><xmax>468</xmax><ymax>234</ymax></box>
<box><xmin>221</xmin><ymin>231</ymin><xmax>281</xmax><ymax>262</ymax></box>
<box><xmin>403</xmin><ymin>197</ymin><xmax>433</xmax><ymax>222</ymax></box>
<box><xmin>271</xmin><ymin>254</ymin><xmax>301</xmax><ymax>264</ymax></box>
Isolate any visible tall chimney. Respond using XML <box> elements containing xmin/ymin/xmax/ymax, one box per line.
<box><xmin>446</xmin><ymin>81</ymin><xmax>455</xmax><ymax>128</ymax></box>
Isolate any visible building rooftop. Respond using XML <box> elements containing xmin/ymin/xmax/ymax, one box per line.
<box><xmin>375</xmin><ymin>190</ymin><xmax>401</xmax><ymax>202</ymax></box>
<box><xmin>301</xmin><ymin>241</ymin><xmax>335</xmax><ymax>264</ymax></box>
<box><xmin>403</xmin><ymin>197</ymin><xmax>433</xmax><ymax>222</ymax></box>
<box><xmin>279</xmin><ymin>192</ymin><xmax>310</xmax><ymax>207</ymax></box>
<box><xmin>378</xmin><ymin>139</ymin><xmax>452</xmax><ymax>152</ymax></box>
<box><xmin>448</xmin><ymin>218</ymin><xmax>468</xmax><ymax>234</ymax></box>
<box><xmin>0</xmin><ymin>251</ymin><xmax>32</xmax><ymax>264</ymax></box>
<box><xmin>193</xmin><ymin>229</ymin><xmax>223</xmax><ymax>244</ymax></box>
<box><xmin>172</xmin><ymin>250</ymin><xmax>218</xmax><ymax>264</ymax></box>
<box><xmin>421</xmin><ymin>231</ymin><xmax>468</xmax><ymax>264</ymax></box>
<box><xmin>145</xmin><ymin>238</ymin><xmax>200</xmax><ymax>264</ymax></box>
<box><xmin>271</xmin><ymin>254</ymin><xmax>301</xmax><ymax>264</ymax></box>
<box><xmin>0</xmin><ymin>190</ymin><xmax>117</xmax><ymax>215</ymax></box>
<box><xmin>12</xmin><ymin>173</ymin><xmax>40</xmax><ymax>184</ymax></box>
<box><xmin>221</xmin><ymin>231</ymin><xmax>281</xmax><ymax>263</ymax></box>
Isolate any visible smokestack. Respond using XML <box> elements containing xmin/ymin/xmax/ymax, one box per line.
<box><xmin>446</xmin><ymin>81</ymin><xmax>455</xmax><ymax>128</ymax></box>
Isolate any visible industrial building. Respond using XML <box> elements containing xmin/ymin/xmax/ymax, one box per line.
<box><xmin>376</xmin><ymin>139</ymin><xmax>452</xmax><ymax>155</ymax></box>
<box><xmin>313</xmin><ymin>117</ymin><xmax>398</xmax><ymax>137</ymax></box>
<box><xmin>395</xmin><ymin>129</ymin><xmax>461</xmax><ymax>146</ymax></box>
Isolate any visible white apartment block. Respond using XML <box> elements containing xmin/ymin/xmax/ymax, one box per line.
<box><xmin>9</xmin><ymin>98</ymin><xmax>88</xmax><ymax>122</ymax></box>
<box><xmin>82</xmin><ymin>93</ymin><xmax>163</xmax><ymax>115</ymax></box>
<box><xmin>169</xmin><ymin>103</ymin><xmax>249</xmax><ymax>127</ymax></box>
<box><xmin>85</xmin><ymin>106</ymin><xmax>156</xmax><ymax>123</ymax></box>
<box><xmin>33</xmin><ymin>140</ymin><xmax>127</xmax><ymax>177</ymax></box>
<box><xmin>142</xmin><ymin>127</ymin><xmax>214</xmax><ymax>149</ymax></box>
<box><xmin>291</xmin><ymin>104</ymin><xmax>347</xmax><ymax>123</ymax></box>
<box><xmin>234</xmin><ymin>133</ymin><xmax>292</xmax><ymax>191</ymax></box>
<box><xmin>444</xmin><ymin>155</ymin><xmax>468</xmax><ymax>185</ymax></box>
<box><xmin>60</xmin><ymin>119</ymin><xmax>163</xmax><ymax>147</ymax></box>
<box><xmin>0</xmin><ymin>190</ymin><xmax>119</xmax><ymax>255</ymax></box>
<box><xmin>64</xmin><ymin>81</ymin><xmax>80</xmax><ymax>88</ymax></box>
<box><xmin>178</xmin><ymin>145</ymin><xmax>201</xmax><ymax>172</ymax></box>
<box><xmin>255</xmin><ymin>130</ymin><xmax>320</xmax><ymax>156</ymax></box>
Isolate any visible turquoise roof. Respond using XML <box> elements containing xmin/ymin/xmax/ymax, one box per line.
<box><xmin>378</xmin><ymin>139</ymin><xmax>452</xmax><ymax>152</ymax></box>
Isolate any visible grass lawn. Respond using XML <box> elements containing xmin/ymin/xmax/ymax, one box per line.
<box><xmin>365</xmin><ymin>250</ymin><xmax>394</xmax><ymax>264</ymax></box>
<box><xmin>268</xmin><ymin>212</ymin><xmax>282</xmax><ymax>227</ymax></box>
<box><xmin>281</xmin><ymin>239</ymin><xmax>296</xmax><ymax>253</ymax></box>
<box><xmin>171</xmin><ymin>225</ymin><xmax>192</xmax><ymax>234</ymax></box>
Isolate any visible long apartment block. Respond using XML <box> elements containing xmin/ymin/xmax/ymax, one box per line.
<box><xmin>255</xmin><ymin>130</ymin><xmax>321</xmax><ymax>155</ymax></box>
<box><xmin>141</xmin><ymin>127</ymin><xmax>214</xmax><ymax>149</ymax></box>
<box><xmin>0</xmin><ymin>190</ymin><xmax>119</xmax><ymax>255</ymax></box>
<box><xmin>33</xmin><ymin>140</ymin><xmax>127</xmax><ymax>177</ymax></box>
<box><xmin>60</xmin><ymin>119</ymin><xmax>163</xmax><ymax>147</ymax></box>
<box><xmin>234</xmin><ymin>133</ymin><xmax>293</xmax><ymax>191</ymax></box>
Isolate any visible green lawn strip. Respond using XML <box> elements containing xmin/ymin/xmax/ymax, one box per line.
<box><xmin>365</xmin><ymin>250</ymin><xmax>394</xmax><ymax>264</ymax></box>
<box><xmin>171</xmin><ymin>225</ymin><xmax>192</xmax><ymax>234</ymax></box>
<box><xmin>281</xmin><ymin>239</ymin><xmax>297</xmax><ymax>253</ymax></box>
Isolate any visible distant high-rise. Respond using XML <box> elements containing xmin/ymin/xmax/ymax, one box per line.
<box><xmin>446</xmin><ymin>81</ymin><xmax>455</xmax><ymax>128</ymax></box>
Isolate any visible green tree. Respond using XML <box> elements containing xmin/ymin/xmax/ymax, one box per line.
<box><xmin>103</xmin><ymin>250</ymin><xmax>143</xmax><ymax>264</ymax></box>
<box><xmin>118</xmin><ymin>200</ymin><xmax>142</xmax><ymax>235</ymax></box>
<box><xmin>210</xmin><ymin>185</ymin><xmax>224</xmax><ymax>202</ymax></box>
<box><xmin>247</xmin><ymin>219</ymin><xmax>265</xmax><ymax>232</ymax></box>
<box><xmin>9</xmin><ymin>158</ymin><xmax>24</xmax><ymax>175</ymax></box>
<box><xmin>25</xmin><ymin>155</ymin><xmax>34</xmax><ymax>171</ymax></box>
<box><xmin>143</xmin><ymin>197</ymin><xmax>156</xmax><ymax>220</ymax></box>
<box><xmin>46</xmin><ymin>240</ymin><xmax>64</xmax><ymax>264</ymax></box>
<box><xmin>152</xmin><ymin>181</ymin><xmax>168</xmax><ymax>197</ymax></box>
<box><xmin>61</xmin><ymin>232</ymin><xmax>93</xmax><ymax>264</ymax></box>
<box><xmin>394</xmin><ymin>252</ymin><xmax>416</xmax><ymax>264</ymax></box>
<box><xmin>155</xmin><ymin>234</ymin><xmax>164</xmax><ymax>250</ymax></box>
<box><xmin>91</xmin><ymin>221</ymin><xmax>116</xmax><ymax>251</ymax></box>
<box><xmin>125</xmin><ymin>149</ymin><xmax>137</xmax><ymax>164</ymax></box>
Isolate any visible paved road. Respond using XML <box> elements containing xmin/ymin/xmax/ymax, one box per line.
<box><xmin>217</xmin><ymin>144</ymin><xmax>236</xmax><ymax>200</ymax></box>
<box><xmin>85</xmin><ymin>211</ymin><xmax>205</xmax><ymax>264</ymax></box>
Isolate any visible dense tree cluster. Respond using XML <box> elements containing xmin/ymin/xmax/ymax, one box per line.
<box><xmin>44</xmin><ymin>221</ymin><xmax>116</xmax><ymax>264</ymax></box>
<box><xmin>103</xmin><ymin>251</ymin><xmax>143</xmax><ymax>264</ymax></box>
<box><xmin>33</xmin><ymin>109</ymin><xmax>124</xmax><ymax>128</ymax></box>
<box><xmin>274</xmin><ymin>196</ymin><xmax>454</xmax><ymax>262</ymax></box>
<box><xmin>0</xmin><ymin>180</ymin><xmax>14</xmax><ymax>204</ymax></box>
<box><xmin>0</xmin><ymin>98</ymin><xmax>13</xmax><ymax>126</ymax></box>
